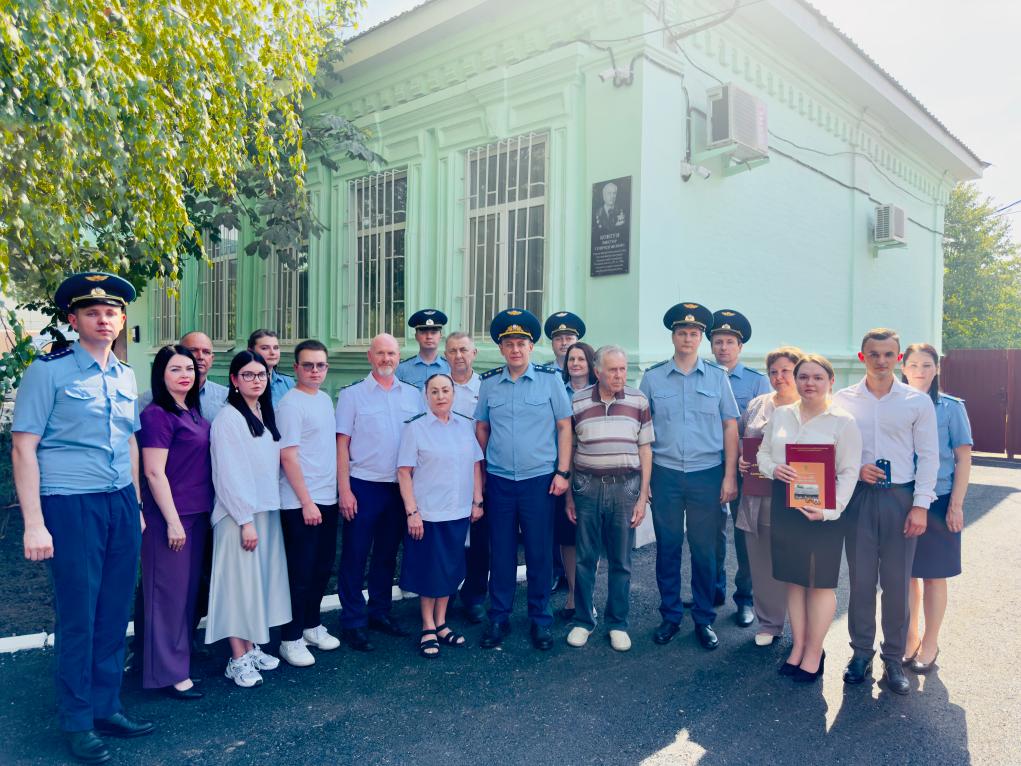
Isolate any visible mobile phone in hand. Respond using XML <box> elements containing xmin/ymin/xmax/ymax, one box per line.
<box><xmin>875</xmin><ymin>459</ymin><xmax>891</xmax><ymax>489</ymax></box>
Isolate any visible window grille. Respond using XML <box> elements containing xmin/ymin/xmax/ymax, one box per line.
<box><xmin>151</xmin><ymin>278</ymin><xmax>180</xmax><ymax>346</ymax></box>
<box><xmin>349</xmin><ymin>169</ymin><xmax>407</xmax><ymax>342</ymax></box>
<box><xmin>262</xmin><ymin>244</ymin><xmax>310</xmax><ymax>342</ymax></box>
<box><xmin>198</xmin><ymin>226</ymin><xmax>238</xmax><ymax>343</ymax></box>
<box><xmin>464</xmin><ymin>132</ymin><xmax>548</xmax><ymax>337</ymax></box>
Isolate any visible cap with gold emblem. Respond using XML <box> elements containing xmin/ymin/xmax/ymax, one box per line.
<box><xmin>709</xmin><ymin>309</ymin><xmax>752</xmax><ymax>343</ymax></box>
<box><xmin>543</xmin><ymin>311</ymin><xmax>586</xmax><ymax>341</ymax></box>
<box><xmin>408</xmin><ymin>308</ymin><xmax>449</xmax><ymax>331</ymax></box>
<box><xmin>489</xmin><ymin>307</ymin><xmax>541</xmax><ymax>344</ymax></box>
<box><xmin>54</xmin><ymin>271</ymin><xmax>137</xmax><ymax>313</ymax></box>
<box><xmin>662</xmin><ymin>302</ymin><xmax>713</xmax><ymax>332</ymax></box>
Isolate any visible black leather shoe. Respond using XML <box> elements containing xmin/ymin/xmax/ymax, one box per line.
<box><xmin>694</xmin><ymin>624</ymin><xmax>719</xmax><ymax>651</ymax></box>
<box><xmin>882</xmin><ymin>659</ymin><xmax>910</xmax><ymax>695</ymax></box>
<box><xmin>463</xmin><ymin>603</ymin><xmax>486</xmax><ymax>625</ymax></box>
<box><xmin>734</xmin><ymin>604</ymin><xmax>755</xmax><ymax>628</ymax></box>
<box><xmin>94</xmin><ymin>713</ymin><xmax>155</xmax><ymax>739</ymax></box>
<box><xmin>368</xmin><ymin>614</ymin><xmax>409</xmax><ymax>637</ymax></box>
<box><xmin>65</xmin><ymin>731</ymin><xmax>110</xmax><ymax>764</ymax></box>
<box><xmin>162</xmin><ymin>684</ymin><xmax>204</xmax><ymax>701</ymax></box>
<box><xmin>652</xmin><ymin>620</ymin><xmax>681</xmax><ymax>645</ymax></box>
<box><xmin>342</xmin><ymin>627</ymin><xmax>375</xmax><ymax>652</ymax></box>
<box><xmin>530</xmin><ymin>624</ymin><xmax>554</xmax><ymax>651</ymax></box>
<box><xmin>843</xmin><ymin>654</ymin><xmax>873</xmax><ymax>685</ymax></box>
<box><xmin>479</xmin><ymin>621</ymin><xmax>511</xmax><ymax>649</ymax></box>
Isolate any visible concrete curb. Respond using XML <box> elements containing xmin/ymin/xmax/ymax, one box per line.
<box><xmin>0</xmin><ymin>565</ymin><xmax>530</xmax><ymax>655</ymax></box>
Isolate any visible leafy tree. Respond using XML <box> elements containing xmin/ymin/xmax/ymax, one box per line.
<box><xmin>942</xmin><ymin>183</ymin><xmax>1021</xmax><ymax>349</ymax></box>
<box><xmin>0</xmin><ymin>0</ymin><xmax>380</xmax><ymax>388</ymax></box>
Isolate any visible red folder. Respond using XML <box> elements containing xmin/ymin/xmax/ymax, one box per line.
<box><xmin>785</xmin><ymin>443</ymin><xmax>837</xmax><ymax>510</ymax></box>
<box><xmin>741</xmin><ymin>436</ymin><xmax>771</xmax><ymax>497</ymax></box>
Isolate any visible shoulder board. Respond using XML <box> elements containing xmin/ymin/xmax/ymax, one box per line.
<box><xmin>704</xmin><ymin>359</ymin><xmax>727</xmax><ymax>372</ymax></box>
<box><xmin>404</xmin><ymin>412</ymin><xmax>427</xmax><ymax>424</ymax></box>
<box><xmin>340</xmin><ymin>379</ymin><xmax>361</xmax><ymax>391</ymax></box>
<box><xmin>746</xmin><ymin>366</ymin><xmax>766</xmax><ymax>377</ymax></box>
<box><xmin>399</xmin><ymin>355</ymin><xmax>414</xmax><ymax>364</ymax></box>
<box><xmin>644</xmin><ymin>359</ymin><xmax>669</xmax><ymax>372</ymax></box>
<box><xmin>454</xmin><ymin>411</ymin><xmax>474</xmax><ymax>420</ymax></box>
<box><xmin>533</xmin><ymin>363</ymin><xmax>557</xmax><ymax>374</ymax></box>
<box><xmin>38</xmin><ymin>346</ymin><xmax>73</xmax><ymax>362</ymax></box>
<box><xmin>480</xmin><ymin>366</ymin><xmax>504</xmax><ymax>380</ymax></box>
<box><xmin>278</xmin><ymin>372</ymin><xmax>294</xmax><ymax>381</ymax></box>
<box><xmin>940</xmin><ymin>393</ymin><xmax>965</xmax><ymax>404</ymax></box>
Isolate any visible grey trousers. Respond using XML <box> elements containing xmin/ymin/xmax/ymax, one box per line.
<box><xmin>844</xmin><ymin>482</ymin><xmax>917</xmax><ymax>663</ymax></box>
<box><xmin>742</xmin><ymin>499</ymin><xmax>787</xmax><ymax>636</ymax></box>
<box><xmin>572</xmin><ymin>472</ymin><xmax>638</xmax><ymax>631</ymax></box>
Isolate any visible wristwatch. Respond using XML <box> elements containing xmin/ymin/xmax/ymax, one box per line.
<box><xmin>554</xmin><ymin>469</ymin><xmax>571</xmax><ymax>480</ymax></box>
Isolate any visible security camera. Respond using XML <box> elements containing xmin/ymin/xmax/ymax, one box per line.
<box><xmin>680</xmin><ymin>161</ymin><xmax>694</xmax><ymax>182</ymax></box>
<box><xmin>598</xmin><ymin>67</ymin><xmax>617</xmax><ymax>83</ymax></box>
<box><xmin>695</xmin><ymin>165</ymin><xmax>711</xmax><ymax>180</ymax></box>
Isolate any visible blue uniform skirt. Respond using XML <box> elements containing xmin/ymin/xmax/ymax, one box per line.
<box><xmin>400</xmin><ymin>517</ymin><xmax>471</xmax><ymax>598</ymax></box>
<box><xmin>911</xmin><ymin>494</ymin><xmax>962</xmax><ymax>579</ymax></box>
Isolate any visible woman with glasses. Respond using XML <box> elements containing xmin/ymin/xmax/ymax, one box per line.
<box><xmin>139</xmin><ymin>345</ymin><xmax>213</xmax><ymax>700</ymax></box>
<box><xmin>205</xmin><ymin>351</ymin><xmax>291</xmax><ymax>688</ymax></box>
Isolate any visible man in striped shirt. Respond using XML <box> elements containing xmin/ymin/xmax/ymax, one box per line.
<box><xmin>565</xmin><ymin>345</ymin><xmax>653</xmax><ymax>652</ymax></box>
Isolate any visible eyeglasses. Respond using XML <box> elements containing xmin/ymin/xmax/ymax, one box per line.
<box><xmin>238</xmin><ymin>371</ymin><xmax>268</xmax><ymax>382</ymax></box>
<box><xmin>299</xmin><ymin>362</ymin><xmax>329</xmax><ymax>372</ymax></box>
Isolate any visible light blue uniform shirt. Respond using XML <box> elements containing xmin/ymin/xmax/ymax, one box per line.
<box><xmin>138</xmin><ymin>379</ymin><xmax>228</xmax><ymax>423</ymax></box>
<box><xmin>396</xmin><ymin>353</ymin><xmax>451</xmax><ymax>390</ymax></box>
<box><xmin>934</xmin><ymin>394</ymin><xmax>973</xmax><ymax>497</ymax></box>
<box><xmin>335</xmin><ymin>373</ymin><xmax>423</xmax><ymax>483</ymax></box>
<box><xmin>725</xmin><ymin>362</ymin><xmax>771</xmax><ymax>416</ymax></box>
<box><xmin>474</xmin><ymin>363</ymin><xmax>573</xmax><ymax>481</ymax></box>
<box><xmin>639</xmin><ymin>357</ymin><xmax>740</xmax><ymax>473</ymax></box>
<box><xmin>269</xmin><ymin>369</ymin><xmax>296</xmax><ymax>405</ymax></box>
<box><xmin>12</xmin><ymin>343</ymin><xmax>141</xmax><ymax>495</ymax></box>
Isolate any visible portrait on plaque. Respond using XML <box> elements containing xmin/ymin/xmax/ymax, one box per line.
<box><xmin>590</xmin><ymin>176</ymin><xmax>631</xmax><ymax>277</ymax></box>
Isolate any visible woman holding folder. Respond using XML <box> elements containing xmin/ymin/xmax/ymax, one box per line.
<box><xmin>736</xmin><ymin>346</ymin><xmax>803</xmax><ymax>648</ymax></box>
<box><xmin>757</xmin><ymin>355</ymin><xmax>862</xmax><ymax>683</ymax></box>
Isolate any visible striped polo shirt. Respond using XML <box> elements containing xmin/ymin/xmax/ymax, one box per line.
<box><xmin>572</xmin><ymin>384</ymin><xmax>655</xmax><ymax>475</ymax></box>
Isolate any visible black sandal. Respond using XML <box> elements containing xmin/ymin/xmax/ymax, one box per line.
<box><xmin>419</xmin><ymin>630</ymin><xmax>440</xmax><ymax>659</ymax></box>
<box><xmin>435</xmin><ymin>623</ymin><xmax>467</xmax><ymax>647</ymax></box>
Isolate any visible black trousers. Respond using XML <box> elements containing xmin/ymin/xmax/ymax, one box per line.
<box><xmin>280</xmin><ymin>503</ymin><xmax>340</xmax><ymax>641</ymax></box>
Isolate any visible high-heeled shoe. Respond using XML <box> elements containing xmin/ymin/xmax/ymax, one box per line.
<box><xmin>902</xmin><ymin>641</ymin><xmax>921</xmax><ymax>666</ymax></box>
<box><xmin>778</xmin><ymin>660</ymin><xmax>799</xmax><ymax>677</ymax></box>
<box><xmin>793</xmin><ymin>651</ymin><xmax>826</xmax><ymax>683</ymax></box>
<box><xmin>908</xmin><ymin>647</ymin><xmax>939</xmax><ymax>674</ymax></box>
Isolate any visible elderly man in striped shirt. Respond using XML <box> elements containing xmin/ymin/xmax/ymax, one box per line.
<box><xmin>565</xmin><ymin>345</ymin><xmax>654</xmax><ymax>652</ymax></box>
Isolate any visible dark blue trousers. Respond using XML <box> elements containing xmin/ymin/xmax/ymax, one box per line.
<box><xmin>485</xmin><ymin>472</ymin><xmax>555</xmax><ymax>628</ymax></box>
<box><xmin>338</xmin><ymin>479</ymin><xmax>403</xmax><ymax>629</ymax></box>
<box><xmin>716</xmin><ymin>482</ymin><xmax>753</xmax><ymax>607</ymax></box>
<box><xmin>650</xmin><ymin>464</ymin><xmax>724</xmax><ymax>626</ymax></box>
<box><xmin>458</xmin><ymin>511</ymin><xmax>490</xmax><ymax>608</ymax></box>
<box><xmin>42</xmin><ymin>486</ymin><xmax>140</xmax><ymax>732</ymax></box>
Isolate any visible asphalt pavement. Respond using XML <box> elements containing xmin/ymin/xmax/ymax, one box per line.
<box><xmin>1</xmin><ymin>462</ymin><xmax>1018</xmax><ymax>766</ymax></box>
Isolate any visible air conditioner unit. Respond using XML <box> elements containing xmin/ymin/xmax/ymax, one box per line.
<box><xmin>706</xmin><ymin>84</ymin><xmax>768</xmax><ymax>161</ymax></box>
<box><xmin>874</xmin><ymin>203</ymin><xmax>907</xmax><ymax>246</ymax></box>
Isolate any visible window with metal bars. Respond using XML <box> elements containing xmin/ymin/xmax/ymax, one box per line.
<box><xmin>464</xmin><ymin>132</ymin><xmax>548</xmax><ymax>338</ymax></box>
<box><xmin>151</xmin><ymin>278</ymin><xmax>181</xmax><ymax>346</ymax></box>
<box><xmin>198</xmin><ymin>226</ymin><xmax>238</xmax><ymax>343</ymax></box>
<box><xmin>349</xmin><ymin>169</ymin><xmax>407</xmax><ymax>343</ymax></box>
<box><xmin>262</xmin><ymin>245</ymin><xmax>310</xmax><ymax>342</ymax></box>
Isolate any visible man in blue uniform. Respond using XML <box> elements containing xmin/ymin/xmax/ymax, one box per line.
<box><xmin>709</xmin><ymin>309</ymin><xmax>770</xmax><ymax>627</ymax></box>
<box><xmin>640</xmin><ymin>302</ymin><xmax>740</xmax><ymax>651</ymax></box>
<box><xmin>543</xmin><ymin>310</ymin><xmax>586</xmax><ymax>371</ymax></box>
<box><xmin>396</xmin><ymin>309</ymin><xmax>451</xmax><ymax>389</ymax></box>
<box><xmin>12</xmin><ymin>272</ymin><xmax>155</xmax><ymax>763</ymax></box>
<box><xmin>475</xmin><ymin>309</ymin><xmax>573</xmax><ymax>650</ymax></box>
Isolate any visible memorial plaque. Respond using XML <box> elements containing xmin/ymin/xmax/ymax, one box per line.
<box><xmin>590</xmin><ymin>176</ymin><xmax>631</xmax><ymax>277</ymax></box>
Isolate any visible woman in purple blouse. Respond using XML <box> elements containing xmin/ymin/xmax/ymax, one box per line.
<box><xmin>139</xmin><ymin>345</ymin><xmax>215</xmax><ymax>700</ymax></box>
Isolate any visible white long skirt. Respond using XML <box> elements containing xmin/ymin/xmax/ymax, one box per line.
<box><xmin>205</xmin><ymin>511</ymin><xmax>291</xmax><ymax>644</ymax></box>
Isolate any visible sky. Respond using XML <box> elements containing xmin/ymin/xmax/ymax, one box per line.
<box><xmin>347</xmin><ymin>0</ymin><xmax>1020</xmax><ymax>241</ymax></box>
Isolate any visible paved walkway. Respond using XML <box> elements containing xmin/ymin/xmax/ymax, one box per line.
<box><xmin>0</xmin><ymin>463</ymin><xmax>1018</xmax><ymax>765</ymax></box>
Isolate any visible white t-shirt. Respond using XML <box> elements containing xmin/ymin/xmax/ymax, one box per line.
<box><xmin>397</xmin><ymin>412</ymin><xmax>483</xmax><ymax>522</ymax></box>
<box><xmin>277</xmin><ymin>388</ymin><xmax>339</xmax><ymax>508</ymax></box>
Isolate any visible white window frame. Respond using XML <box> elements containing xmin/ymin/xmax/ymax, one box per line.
<box><xmin>151</xmin><ymin>278</ymin><xmax>181</xmax><ymax>346</ymax></box>
<box><xmin>348</xmin><ymin>169</ymin><xmax>408</xmax><ymax>343</ymax></box>
<box><xmin>463</xmin><ymin>132</ymin><xmax>549</xmax><ymax>338</ymax></box>
<box><xmin>261</xmin><ymin>243</ymin><xmax>310</xmax><ymax>343</ymax></box>
<box><xmin>198</xmin><ymin>226</ymin><xmax>238</xmax><ymax>343</ymax></box>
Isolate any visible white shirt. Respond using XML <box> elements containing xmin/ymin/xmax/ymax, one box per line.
<box><xmin>397</xmin><ymin>411</ymin><xmax>483</xmax><ymax>522</ymax></box>
<box><xmin>210</xmin><ymin>405</ymin><xmax>282</xmax><ymax>526</ymax></box>
<box><xmin>451</xmin><ymin>372</ymin><xmax>481</xmax><ymax>419</ymax></box>
<box><xmin>757</xmin><ymin>401</ymin><xmax>863</xmax><ymax>521</ymax></box>
<box><xmin>277</xmin><ymin>388</ymin><xmax>339</xmax><ymax>508</ymax></box>
<box><xmin>832</xmin><ymin>378</ymin><xmax>939</xmax><ymax>509</ymax></box>
<box><xmin>335</xmin><ymin>373</ymin><xmax>423</xmax><ymax>483</ymax></box>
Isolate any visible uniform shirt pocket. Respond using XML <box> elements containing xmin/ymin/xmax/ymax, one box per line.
<box><xmin>695</xmin><ymin>388</ymin><xmax>720</xmax><ymax>414</ymax></box>
<box><xmin>651</xmin><ymin>390</ymin><xmax>679</xmax><ymax>420</ymax></box>
<box><xmin>112</xmin><ymin>387</ymin><xmax>138</xmax><ymax>424</ymax></box>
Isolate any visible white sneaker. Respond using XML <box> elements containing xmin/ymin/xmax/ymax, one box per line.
<box><xmin>754</xmin><ymin>632</ymin><xmax>776</xmax><ymax>647</ymax></box>
<box><xmin>303</xmin><ymin>625</ymin><xmax>341</xmax><ymax>651</ymax></box>
<box><xmin>248</xmin><ymin>645</ymin><xmax>280</xmax><ymax>671</ymax></box>
<box><xmin>225</xmin><ymin>655</ymin><xmax>263</xmax><ymax>688</ymax></box>
<box><xmin>566</xmin><ymin>626</ymin><xmax>592</xmax><ymax>647</ymax></box>
<box><xmin>280</xmin><ymin>639</ymin><xmax>315</xmax><ymax>667</ymax></box>
<box><xmin>609</xmin><ymin>630</ymin><xmax>632</xmax><ymax>652</ymax></box>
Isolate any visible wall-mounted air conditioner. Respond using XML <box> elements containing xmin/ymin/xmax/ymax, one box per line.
<box><xmin>706</xmin><ymin>84</ymin><xmax>768</xmax><ymax>161</ymax></box>
<box><xmin>874</xmin><ymin>203</ymin><xmax>907</xmax><ymax>247</ymax></box>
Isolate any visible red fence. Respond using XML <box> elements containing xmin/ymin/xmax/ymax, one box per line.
<box><xmin>940</xmin><ymin>349</ymin><xmax>1020</xmax><ymax>459</ymax></box>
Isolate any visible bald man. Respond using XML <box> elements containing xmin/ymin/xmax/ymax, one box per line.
<box><xmin>334</xmin><ymin>334</ymin><xmax>423</xmax><ymax>651</ymax></box>
<box><xmin>137</xmin><ymin>331</ymin><xmax>228</xmax><ymax>422</ymax></box>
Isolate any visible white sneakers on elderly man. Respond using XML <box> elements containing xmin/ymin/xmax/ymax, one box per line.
<box><xmin>608</xmin><ymin>630</ymin><xmax>632</xmax><ymax>652</ymax></box>
<box><xmin>566</xmin><ymin>626</ymin><xmax>593</xmax><ymax>647</ymax></box>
